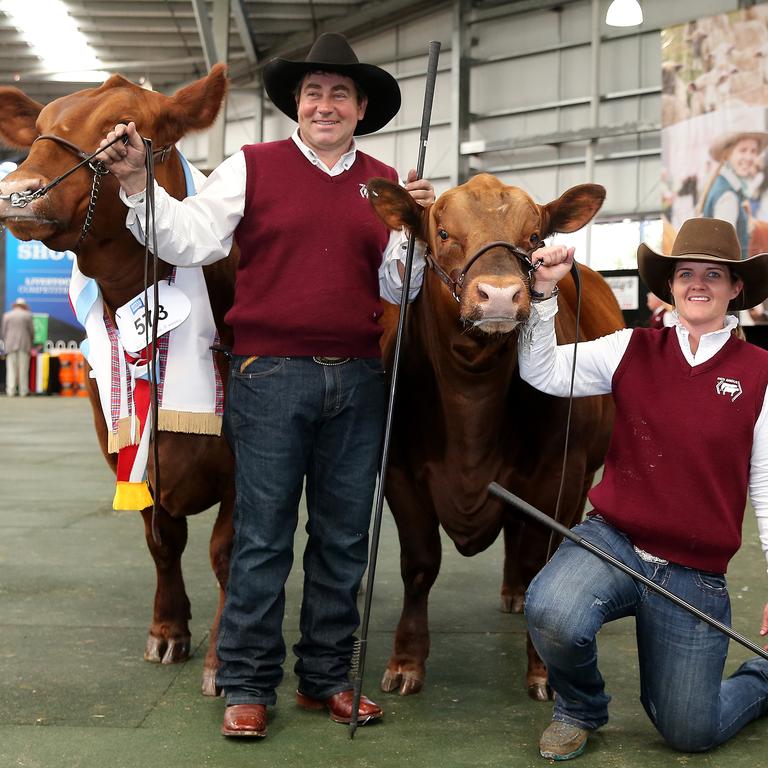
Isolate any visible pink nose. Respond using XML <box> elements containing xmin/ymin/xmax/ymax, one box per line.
<box><xmin>0</xmin><ymin>175</ymin><xmax>45</xmax><ymax>196</ymax></box>
<box><xmin>475</xmin><ymin>281</ymin><xmax>524</xmax><ymax>316</ymax></box>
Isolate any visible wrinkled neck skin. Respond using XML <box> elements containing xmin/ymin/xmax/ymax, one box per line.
<box><xmin>410</xmin><ymin>272</ymin><xmax>519</xmax><ymax>463</ymax></box>
<box><xmin>76</xmin><ymin>235</ymin><xmax>172</xmax><ymax>313</ymax></box>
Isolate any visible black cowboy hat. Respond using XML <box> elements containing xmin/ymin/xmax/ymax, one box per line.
<box><xmin>637</xmin><ymin>217</ymin><xmax>768</xmax><ymax>311</ymax></box>
<box><xmin>262</xmin><ymin>32</ymin><xmax>401</xmax><ymax>135</ymax></box>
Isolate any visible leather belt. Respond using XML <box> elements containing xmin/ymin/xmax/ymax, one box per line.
<box><xmin>312</xmin><ymin>356</ymin><xmax>351</xmax><ymax>366</ymax></box>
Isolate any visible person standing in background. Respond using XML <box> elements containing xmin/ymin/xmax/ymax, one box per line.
<box><xmin>1</xmin><ymin>298</ymin><xmax>34</xmax><ymax>397</ymax></box>
<box><xmin>645</xmin><ymin>291</ymin><xmax>674</xmax><ymax>329</ymax></box>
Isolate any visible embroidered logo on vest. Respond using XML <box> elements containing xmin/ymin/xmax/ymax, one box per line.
<box><xmin>716</xmin><ymin>377</ymin><xmax>742</xmax><ymax>402</ymax></box>
<box><xmin>359</xmin><ymin>183</ymin><xmax>369</xmax><ymax>199</ymax></box>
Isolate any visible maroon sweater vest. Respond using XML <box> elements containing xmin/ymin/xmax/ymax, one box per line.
<box><xmin>589</xmin><ymin>327</ymin><xmax>768</xmax><ymax>573</ymax></box>
<box><xmin>226</xmin><ymin>139</ymin><xmax>398</xmax><ymax>356</ymax></box>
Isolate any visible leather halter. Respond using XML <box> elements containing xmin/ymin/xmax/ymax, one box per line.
<box><xmin>425</xmin><ymin>239</ymin><xmax>546</xmax><ymax>303</ymax></box>
<box><xmin>0</xmin><ymin>133</ymin><xmax>172</xmax><ymax>244</ymax></box>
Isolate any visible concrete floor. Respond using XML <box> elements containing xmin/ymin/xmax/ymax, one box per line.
<box><xmin>1</xmin><ymin>396</ymin><xmax>768</xmax><ymax>767</ymax></box>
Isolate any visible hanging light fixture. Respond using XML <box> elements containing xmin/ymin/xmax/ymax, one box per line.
<box><xmin>605</xmin><ymin>0</ymin><xmax>643</xmax><ymax>27</ymax></box>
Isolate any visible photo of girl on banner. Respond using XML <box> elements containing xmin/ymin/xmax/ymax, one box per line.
<box><xmin>661</xmin><ymin>7</ymin><xmax>768</xmax><ymax>263</ymax></box>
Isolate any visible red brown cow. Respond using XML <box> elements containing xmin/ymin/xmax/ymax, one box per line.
<box><xmin>0</xmin><ymin>68</ymin><xmax>236</xmax><ymax>695</ymax></box>
<box><xmin>368</xmin><ymin>173</ymin><xmax>625</xmax><ymax>700</ymax></box>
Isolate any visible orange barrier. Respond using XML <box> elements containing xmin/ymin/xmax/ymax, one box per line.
<box><xmin>75</xmin><ymin>353</ymin><xmax>88</xmax><ymax>396</ymax></box>
<box><xmin>58</xmin><ymin>352</ymin><xmax>76</xmax><ymax>397</ymax></box>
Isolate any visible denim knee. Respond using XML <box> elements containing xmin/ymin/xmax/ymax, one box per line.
<box><xmin>655</xmin><ymin>720</ymin><xmax>717</xmax><ymax>753</ymax></box>
<box><xmin>643</xmin><ymin>681</ymin><xmax>719</xmax><ymax>752</ymax></box>
<box><xmin>525</xmin><ymin>575</ymin><xmax>590</xmax><ymax>656</ymax></box>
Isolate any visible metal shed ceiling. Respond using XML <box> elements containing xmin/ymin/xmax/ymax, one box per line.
<box><xmin>0</xmin><ymin>0</ymin><xmax>448</xmax><ymax>105</ymax></box>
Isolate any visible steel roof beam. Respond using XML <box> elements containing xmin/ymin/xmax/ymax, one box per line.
<box><xmin>191</xmin><ymin>0</ymin><xmax>220</xmax><ymax>71</ymax></box>
<box><xmin>232</xmin><ymin>0</ymin><xmax>259</xmax><ymax>64</ymax></box>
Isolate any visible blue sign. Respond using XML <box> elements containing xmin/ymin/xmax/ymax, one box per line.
<box><xmin>4</xmin><ymin>231</ymin><xmax>75</xmax><ymax>324</ymax></box>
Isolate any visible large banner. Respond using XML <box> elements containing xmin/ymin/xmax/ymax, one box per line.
<box><xmin>661</xmin><ymin>7</ymin><xmax>768</xmax><ymax>258</ymax></box>
<box><xmin>4</xmin><ymin>231</ymin><xmax>74</xmax><ymax>323</ymax></box>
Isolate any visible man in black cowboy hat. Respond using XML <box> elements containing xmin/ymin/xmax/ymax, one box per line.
<box><xmin>98</xmin><ymin>32</ymin><xmax>434</xmax><ymax>739</ymax></box>
<box><xmin>515</xmin><ymin>217</ymin><xmax>768</xmax><ymax>760</ymax></box>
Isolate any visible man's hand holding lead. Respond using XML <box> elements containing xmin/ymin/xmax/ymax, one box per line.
<box><xmin>96</xmin><ymin>122</ymin><xmax>148</xmax><ymax>197</ymax></box>
<box><xmin>405</xmin><ymin>169</ymin><xmax>435</xmax><ymax>207</ymax></box>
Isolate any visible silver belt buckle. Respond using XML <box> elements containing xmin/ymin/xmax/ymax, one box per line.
<box><xmin>312</xmin><ymin>356</ymin><xmax>350</xmax><ymax>366</ymax></box>
<box><xmin>634</xmin><ymin>545</ymin><xmax>668</xmax><ymax>565</ymax></box>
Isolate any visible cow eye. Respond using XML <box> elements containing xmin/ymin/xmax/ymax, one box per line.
<box><xmin>530</xmin><ymin>233</ymin><xmax>539</xmax><ymax>245</ymax></box>
<box><xmin>438</xmin><ymin>228</ymin><xmax>449</xmax><ymax>241</ymax></box>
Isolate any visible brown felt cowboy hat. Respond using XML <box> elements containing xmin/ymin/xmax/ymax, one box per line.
<box><xmin>262</xmin><ymin>32</ymin><xmax>401</xmax><ymax>135</ymax></box>
<box><xmin>709</xmin><ymin>131</ymin><xmax>768</xmax><ymax>163</ymax></box>
<box><xmin>637</xmin><ymin>217</ymin><xmax>768</xmax><ymax>311</ymax></box>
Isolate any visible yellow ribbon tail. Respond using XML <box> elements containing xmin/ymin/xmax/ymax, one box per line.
<box><xmin>112</xmin><ymin>481</ymin><xmax>153</xmax><ymax>511</ymax></box>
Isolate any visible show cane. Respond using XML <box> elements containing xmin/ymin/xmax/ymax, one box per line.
<box><xmin>349</xmin><ymin>39</ymin><xmax>442</xmax><ymax>739</ymax></box>
<box><xmin>488</xmin><ymin>481</ymin><xmax>768</xmax><ymax>662</ymax></box>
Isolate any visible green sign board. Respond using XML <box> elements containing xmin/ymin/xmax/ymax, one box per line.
<box><xmin>32</xmin><ymin>313</ymin><xmax>48</xmax><ymax>346</ymax></box>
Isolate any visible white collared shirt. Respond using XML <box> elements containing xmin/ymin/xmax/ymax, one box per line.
<box><xmin>119</xmin><ymin>129</ymin><xmax>425</xmax><ymax>303</ymax></box>
<box><xmin>519</xmin><ymin>298</ymin><xmax>768</xmax><ymax>569</ymax></box>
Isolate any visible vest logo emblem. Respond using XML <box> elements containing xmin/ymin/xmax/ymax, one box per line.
<box><xmin>716</xmin><ymin>377</ymin><xmax>742</xmax><ymax>402</ymax></box>
<box><xmin>359</xmin><ymin>183</ymin><xmax>369</xmax><ymax>199</ymax></box>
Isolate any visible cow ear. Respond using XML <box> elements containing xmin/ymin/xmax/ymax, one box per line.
<box><xmin>160</xmin><ymin>64</ymin><xmax>229</xmax><ymax>143</ymax></box>
<box><xmin>367</xmin><ymin>177</ymin><xmax>430</xmax><ymax>241</ymax></box>
<box><xmin>542</xmin><ymin>183</ymin><xmax>606</xmax><ymax>234</ymax></box>
<box><xmin>0</xmin><ymin>88</ymin><xmax>43</xmax><ymax>149</ymax></box>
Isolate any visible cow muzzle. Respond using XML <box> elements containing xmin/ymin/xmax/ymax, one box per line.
<box><xmin>462</xmin><ymin>276</ymin><xmax>529</xmax><ymax>334</ymax></box>
<box><xmin>426</xmin><ymin>239</ymin><xmax>543</xmax><ymax>305</ymax></box>
<box><xmin>0</xmin><ymin>174</ymin><xmax>60</xmax><ymax>238</ymax></box>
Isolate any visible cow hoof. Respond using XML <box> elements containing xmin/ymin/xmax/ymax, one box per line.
<box><xmin>500</xmin><ymin>593</ymin><xmax>525</xmax><ymax>614</ymax></box>
<box><xmin>143</xmin><ymin>634</ymin><xmax>191</xmax><ymax>664</ymax></box>
<box><xmin>527</xmin><ymin>680</ymin><xmax>553</xmax><ymax>702</ymax></box>
<box><xmin>381</xmin><ymin>668</ymin><xmax>424</xmax><ymax>695</ymax></box>
<box><xmin>202</xmin><ymin>667</ymin><xmax>221</xmax><ymax>697</ymax></box>
<box><xmin>161</xmin><ymin>636</ymin><xmax>191</xmax><ymax>664</ymax></box>
<box><xmin>399</xmin><ymin>673</ymin><xmax>424</xmax><ymax>696</ymax></box>
<box><xmin>381</xmin><ymin>669</ymin><xmax>402</xmax><ymax>693</ymax></box>
<box><xmin>144</xmin><ymin>634</ymin><xmax>165</xmax><ymax>663</ymax></box>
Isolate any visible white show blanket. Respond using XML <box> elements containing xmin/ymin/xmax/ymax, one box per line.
<box><xmin>68</xmin><ymin>152</ymin><xmax>223</xmax><ymax>452</ymax></box>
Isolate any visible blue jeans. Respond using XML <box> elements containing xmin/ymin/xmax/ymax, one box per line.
<box><xmin>525</xmin><ymin>516</ymin><xmax>768</xmax><ymax>751</ymax></box>
<box><xmin>216</xmin><ymin>356</ymin><xmax>386</xmax><ymax>706</ymax></box>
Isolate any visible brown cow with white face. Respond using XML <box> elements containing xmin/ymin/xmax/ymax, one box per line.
<box><xmin>0</xmin><ymin>69</ymin><xmax>236</xmax><ymax>696</ymax></box>
<box><xmin>367</xmin><ymin>173</ymin><xmax>625</xmax><ymax>700</ymax></box>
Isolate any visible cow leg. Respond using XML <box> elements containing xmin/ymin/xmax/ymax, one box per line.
<box><xmin>520</xmin><ymin>470</ymin><xmax>592</xmax><ymax>702</ymax></box>
<box><xmin>526</xmin><ymin>632</ymin><xmax>552</xmax><ymax>702</ymax></box>
<box><xmin>139</xmin><ymin>507</ymin><xmax>192</xmax><ymax>664</ymax></box>
<box><xmin>202</xmin><ymin>489</ymin><xmax>234</xmax><ymax>696</ymax></box>
<box><xmin>382</xmin><ymin>505</ymin><xmax>442</xmax><ymax>696</ymax></box>
<box><xmin>522</xmin><ymin>521</ymin><xmax>557</xmax><ymax>702</ymax></box>
<box><xmin>500</xmin><ymin>520</ymin><xmax>526</xmax><ymax>614</ymax></box>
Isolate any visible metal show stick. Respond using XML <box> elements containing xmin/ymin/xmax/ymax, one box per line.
<box><xmin>488</xmin><ymin>481</ymin><xmax>768</xmax><ymax>662</ymax></box>
<box><xmin>349</xmin><ymin>39</ymin><xmax>442</xmax><ymax>739</ymax></box>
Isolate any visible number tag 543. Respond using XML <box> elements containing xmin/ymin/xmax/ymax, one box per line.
<box><xmin>115</xmin><ymin>282</ymin><xmax>192</xmax><ymax>353</ymax></box>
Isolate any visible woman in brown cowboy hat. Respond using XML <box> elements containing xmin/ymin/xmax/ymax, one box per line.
<box><xmin>515</xmin><ymin>217</ymin><xmax>768</xmax><ymax>761</ymax></box>
<box><xmin>701</xmin><ymin>130</ymin><xmax>768</xmax><ymax>256</ymax></box>
<box><xmin>97</xmin><ymin>32</ymin><xmax>434</xmax><ymax>739</ymax></box>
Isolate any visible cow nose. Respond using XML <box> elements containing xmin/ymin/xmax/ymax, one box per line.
<box><xmin>0</xmin><ymin>175</ymin><xmax>45</xmax><ymax>195</ymax></box>
<box><xmin>475</xmin><ymin>281</ymin><xmax>524</xmax><ymax>315</ymax></box>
